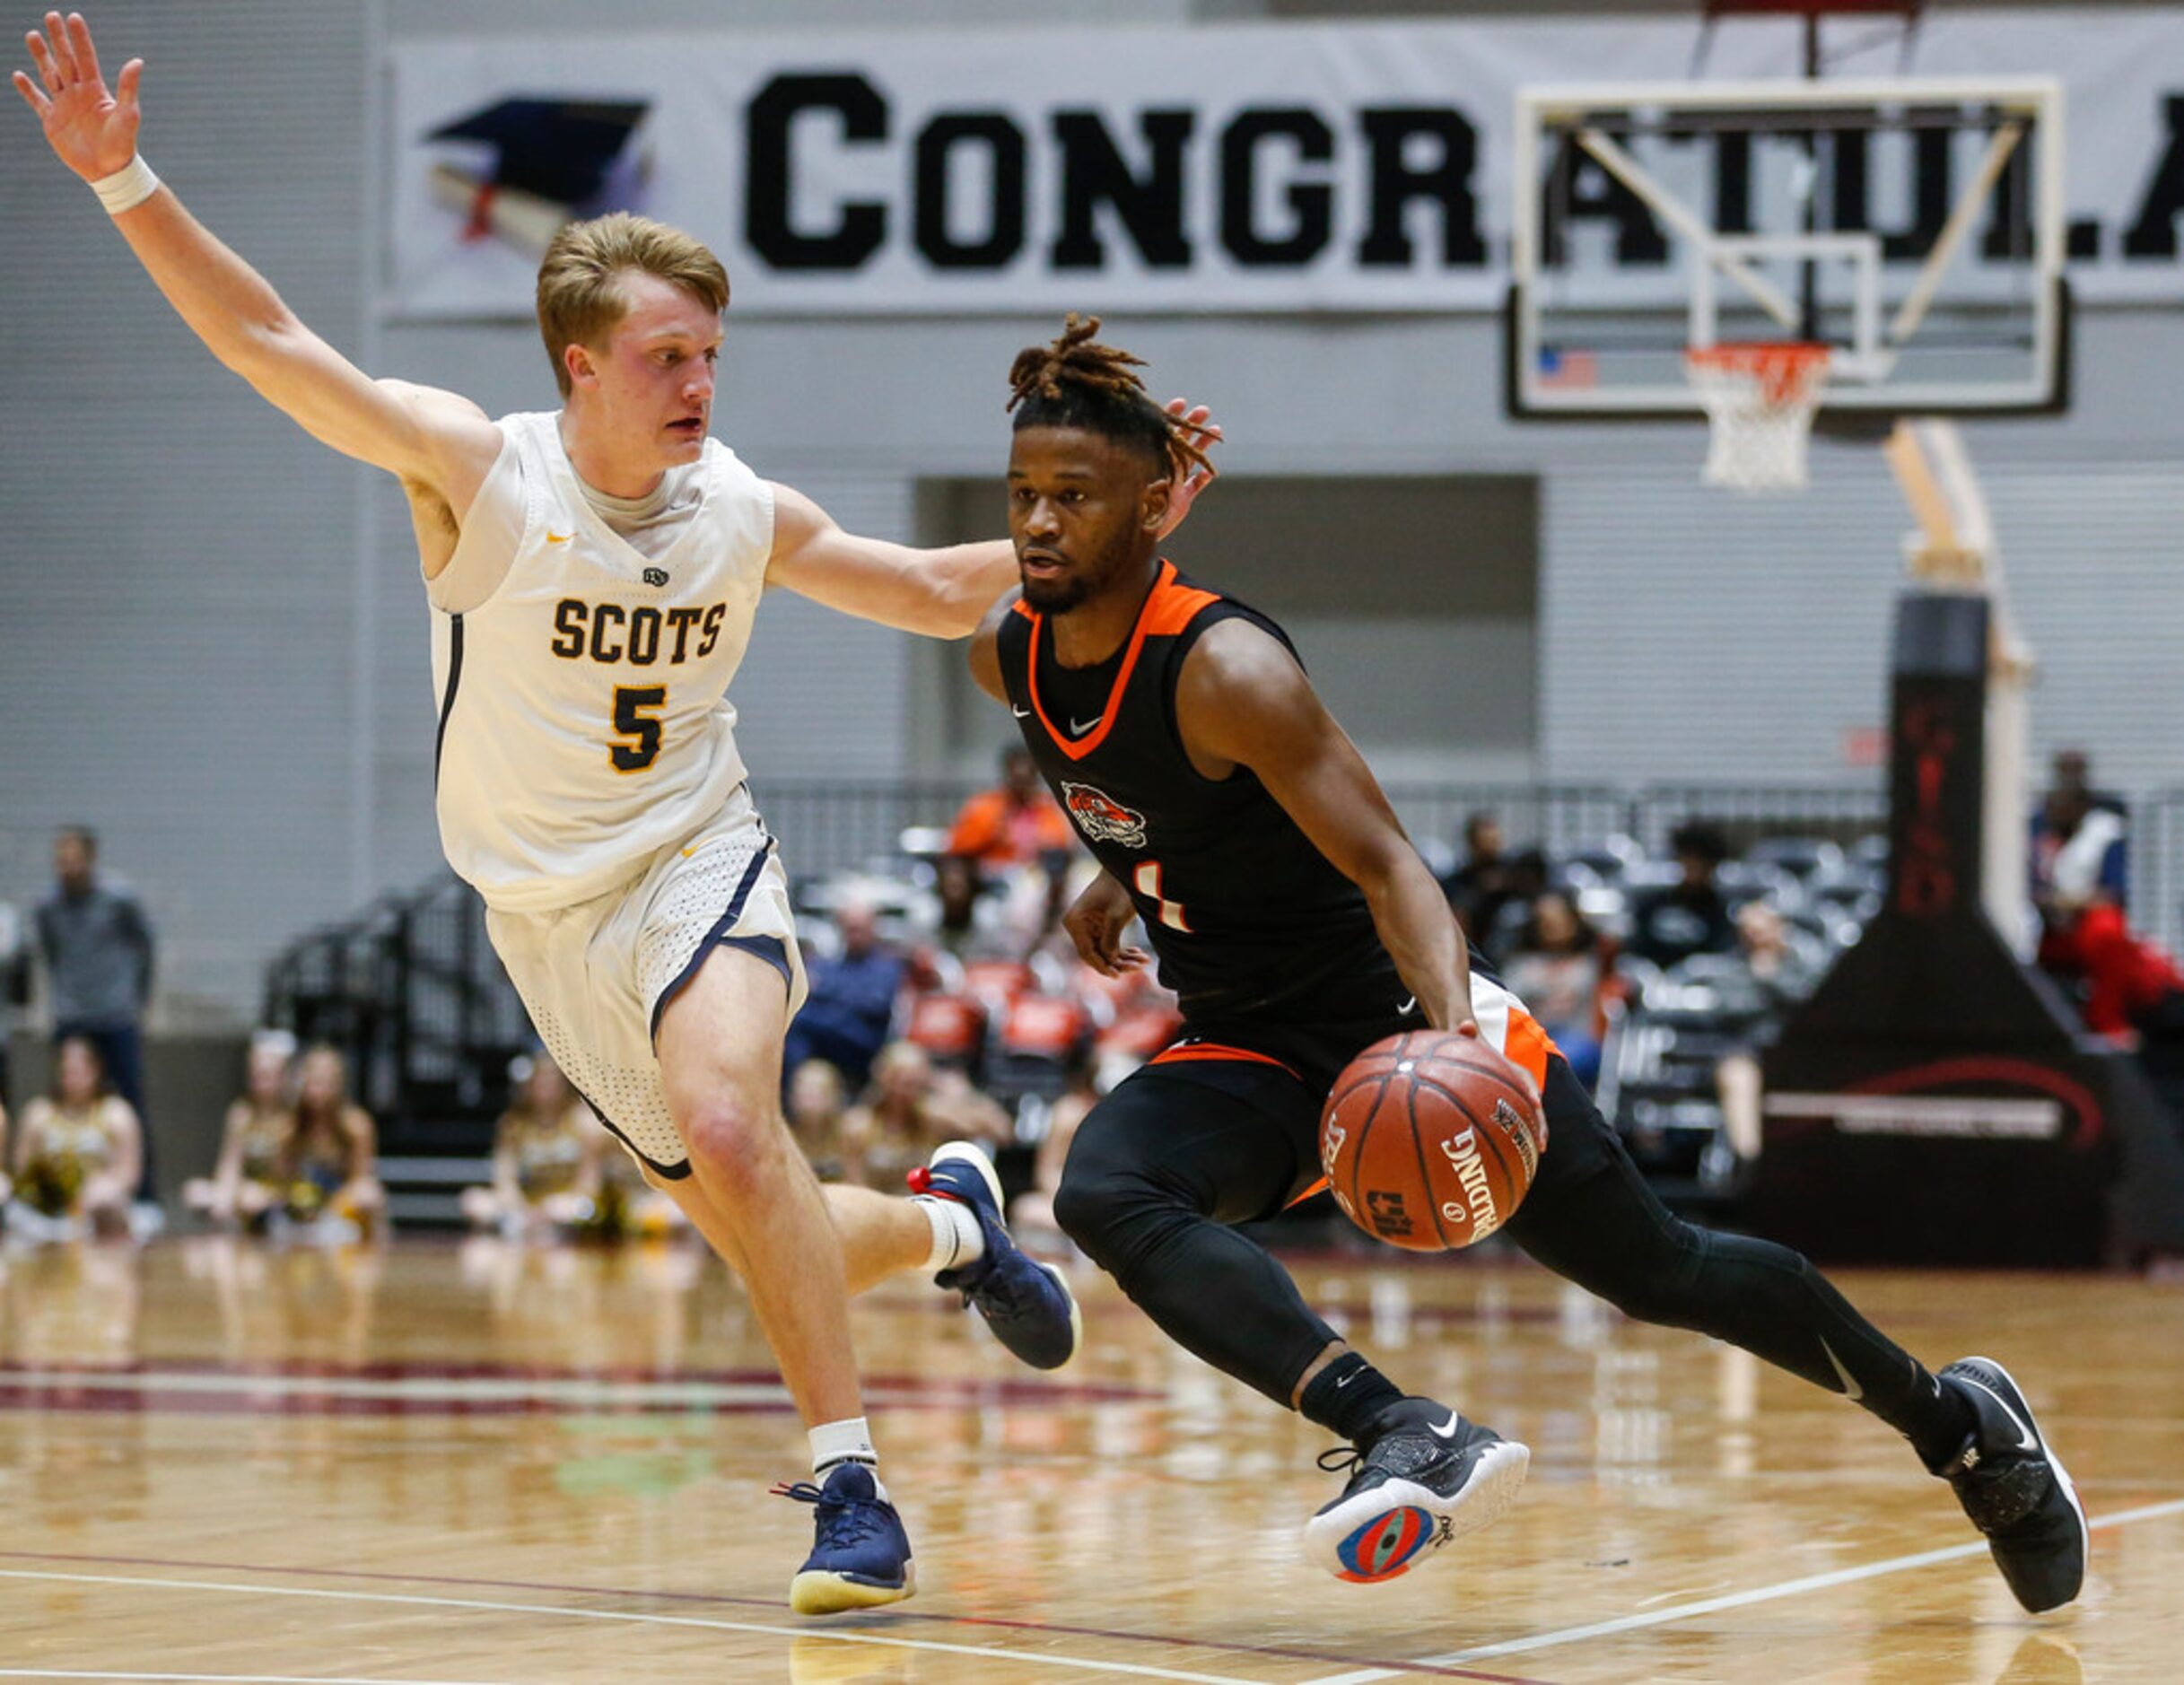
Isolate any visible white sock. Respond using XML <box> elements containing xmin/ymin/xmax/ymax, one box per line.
<box><xmin>810</xmin><ymin>1417</ymin><xmax>878</xmax><ymax>1478</ymax></box>
<box><xmin>912</xmin><ymin>1194</ymin><xmax>986</xmax><ymax>1273</ymax></box>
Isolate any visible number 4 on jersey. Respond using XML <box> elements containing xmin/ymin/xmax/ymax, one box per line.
<box><xmin>1133</xmin><ymin>861</ymin><xmax>1192</xmax><ymax>932</ymax></box>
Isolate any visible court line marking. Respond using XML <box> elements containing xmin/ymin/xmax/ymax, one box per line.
<box><xmin>0</xmin><ymin>1550</ymin><xmax>1550</xmax><ymax>1685</ymax></box>
<box><xmin>0</xmin><ymin>1673</ymin><xmax>510</xmax><ymax>1684</ymax></box>
<box><xmin>0</xmin><ymin>1367</ymin><xmax>794</xmax><ymax>1408</ymax></box>
<box><xmin>0</xmin><ymin>1569</ymin><xmax>1262</xmax><ymax>1685</ymax></box>
<box><xmin>1299</xmin><ymin>1497</ymin><xmax>2184</xmax><ymax>1683</ymax></box>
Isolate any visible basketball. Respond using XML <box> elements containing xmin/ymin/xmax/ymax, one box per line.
<box><xmin>1319</xmin><ymin>1031</ymin><xmax>1549</xmax><ymax>1252</ymax></box>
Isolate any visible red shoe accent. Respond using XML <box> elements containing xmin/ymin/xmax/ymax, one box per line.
<box><xmin>905</xmin><ymin>1166</ymin><xmax>934</xmax><ymax>1195</ymax></box>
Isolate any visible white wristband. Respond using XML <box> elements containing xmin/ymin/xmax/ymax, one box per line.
<box><xmin>90</xmin><ymin>153</ymin><xmax>161</xmax><ymax>216</ymax></box>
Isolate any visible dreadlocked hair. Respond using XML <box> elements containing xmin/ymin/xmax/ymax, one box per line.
<box><xmin>1007</xmin><ymin>315</ymin><xmax>1211</xmax><ymax>482</ymax></box>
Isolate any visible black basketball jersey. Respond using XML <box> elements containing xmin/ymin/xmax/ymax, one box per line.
<box><xmin>998</xmin><ymin>559</ymin><xmax>1403</xmax><ymax>1024</ymax></box>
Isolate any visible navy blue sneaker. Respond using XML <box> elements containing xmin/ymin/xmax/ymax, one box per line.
<box><xmin>775</xmin><ymin>1461</ymin><xmax>915</xmax><ymax>1615</ymax></box>
<box><xmin>910</xmin><ymin>1139</ymin><xmax>1081</xmax><ymax>1371</ymax></box>
<box><xmin>1935</xmin><ymin>1357</ymin><xmax>2088</xmax><ymax>1613</ymax></box>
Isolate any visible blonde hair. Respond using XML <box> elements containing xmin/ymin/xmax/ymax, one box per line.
<box><xmin>535</xmin><ymin>213</ymin><xmax>731</xmax><ymax>397</ymax></box>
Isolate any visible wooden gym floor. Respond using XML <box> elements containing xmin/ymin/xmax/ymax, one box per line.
<box><xmin>0</xmin><ymin>1235</ymin><xmax>2176</xmax><ymax>1682</ymax></box>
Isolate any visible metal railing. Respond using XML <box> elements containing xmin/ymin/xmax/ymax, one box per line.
<box><xmin>751</xmin><ymin>777</ymin><xmax>1891</xmax><ymax>881</ymax></box>
<box><xmin>2141</xmin><ymin>789</ymin><xmax>2184</xmax><ymax>965</ymax></box>
<box><xmin>262</xmin><ymin>876</ymin><xmax>530</xmax><ymax>1153</ymax></box>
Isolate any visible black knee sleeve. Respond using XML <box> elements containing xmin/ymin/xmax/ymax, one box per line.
<box><xmin>1050</xmin><ymin>1157</ymin><xmax>1158</xmax><ymax>1280</ymax></box>
<box><xmin>1511</xmin><ymin>1056</ymin><xmax>1963</xmax><ymax>1455</ymax></box>
<box><xmin>1049</xmin><ymin>1070</ymin><xmax>1343</xmax><ymax>1407</ymax></box>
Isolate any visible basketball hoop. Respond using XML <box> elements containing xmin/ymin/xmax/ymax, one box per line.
<box><xmin>1684</xmin><ymin>342</ymin><xmax>1831</xmax><ymax>492</ymax></box>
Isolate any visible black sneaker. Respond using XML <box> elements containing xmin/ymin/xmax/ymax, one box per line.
<box><xmin>1304</xmin><ymin>1401</ymin><xmax>1530</xmax><ymax>1583</ymax></box>
<box><xmin>1935</xmin><ymin>1357</ymin><xmax>2088</xmax><ymax>1613</ymax></box>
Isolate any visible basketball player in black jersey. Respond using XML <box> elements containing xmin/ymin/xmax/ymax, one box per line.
<box><xmin>965</xmin><ymin>318</ymin><xmax>2087</xmax><ymax>1610</ymax></box>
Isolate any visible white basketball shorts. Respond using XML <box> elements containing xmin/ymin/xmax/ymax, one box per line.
<box><xmin>484</xmin><ymin>783</ymin><xmax>808</xmax><ymax>1175</ymax></box>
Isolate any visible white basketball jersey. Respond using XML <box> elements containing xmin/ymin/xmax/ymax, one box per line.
<box><xmin>430</xmin><ymin>412</ymin><xmax>773</xmax><ymax>912</ymax></box>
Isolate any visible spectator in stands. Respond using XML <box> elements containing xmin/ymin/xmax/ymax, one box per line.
<box><xmin>277</xmin><ymin>1043</ymin><xmax>385</xmax><ymax>1240</ymax></box>
<box><xmin>10</xmin><ymin>1034</ymin><xmax>143</xmax><ymax>1239</ymax></box>
<box><xmin>1499</xmin><ymin>891</ymin><xmax>1615</xmax><ymax>1087</ymax></box>
<box><xmin>2031</xmin><ymin>759</ymin><xmax>2136</xmax><ymax>1002</ymax></box>
<box><xmin>2039</xmin><ymin>894</ymin><xmax>2184</xmax><ymax>1044</ymax></box>
<box><xmin>33</xmin><ymin>826</ymin><xmax>156</xmax><ymax>1198</ymax></box>
<box><xmin>1440</xmin><ymin>812</ymin><xmax>1516</xmax><ymax>943</ymax></box>
<box><xmin>1009</xmin><ymin>1048</ymin><xmax>1100</xmax><ymax>1248</ymax></box>
<box><xmin>781</xmin><ymin>898</ymin><xmax>905</xmax><ymax>1093</ymax></box>
<box><xmin>590</xmin><ymin>1138</ymin><xmax>691</xmax><ymax>1243</ymax></box>
<box><xmin>1713</xmin><ymin>901</ymin><xmax>1831</xmax><ymax>1164</ymax></box>
<box><xmin>0</xmin><ymin>895</ymin><xmax>26</xmax><ymax>1106</ymax></box>
<box><xmin>1476</xmin><ymin>847</ymin><xmax>1552</xmax><ymax>964</ymax></box>
<box><xmin>184</xmin><ymin>1028</ymin><xmax>296</xmax><ymax>1230</ymax></box>
<box><xmin>460</xmin><ymin>1051</ymin><xmax>606</xmax><ymax>1238</ymax></box>
<box><xmin>924</xmin><ymin>851</ymin><xmax>1019</xmax><ymax>965</ymax></box>
<box><xmin>838</xmin><ymin>1040</ymin><xmax>1010</xmax><ymax>1192</ymax></box>
<box><xmin>2046</xmin><ymin>747</ymin><xmax>2127</xmax><ymax>821</ymax></box>
<box><xmin>947</xmin><ymin>746</ymin><xmax>1074</xmax><ymax>872</ymax></box>
<box><xmin>787</xmin><ymin>1058</ymin><xmax>852</xmax><ymax>1182</ymax></box>
<box><xmin>1629</xmin><ymin>822</ymin><xmax>1738</xmax><ymax>971</ymax></box>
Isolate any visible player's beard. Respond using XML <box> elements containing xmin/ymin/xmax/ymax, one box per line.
<box><xmin>1019</xmin><ymin>526</ymin><xmax>1140</xmax><ymax>616</ymax></box>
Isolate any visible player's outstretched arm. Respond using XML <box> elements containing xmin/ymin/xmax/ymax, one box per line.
<box><xmin>1176</xmin><ymin>621</ymin><xmax>1479</xmax><ymax>1035</ymax></box>
<box><xmin>13</xmin><ymin>13</ymin><xmax>498</xmax><ymax>504</ymax></box>
<box><xmin>767</xmin><ymin>484</ymin><xmax>1018</xmax><ymax>640</ymax></box>
<box><xmin>767</xmin><ymin>402</ymin><xmax>1220</xmax><ymax>639</ymax></box>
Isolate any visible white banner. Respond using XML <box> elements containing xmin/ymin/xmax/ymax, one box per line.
<box><xmin>386</xmin><ymin>14</ymin><xmax>2184</xmax><ymax>318</ymax></box>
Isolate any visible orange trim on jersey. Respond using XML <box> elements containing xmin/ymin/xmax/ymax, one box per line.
<box><xmin>1149</xmin><ymin>1041</ymin><xmax>1302</xmax><ymax>1079</ymax></box>
<box><xmin>1021</xmin><ymin>559</ymin><xmax>1220</xmax><ymax>764</ymax></box>
<box><xmin>1502</xmin><ymin>1007</ymin><xmax>1556</xmax><ymax>1091</ymax></box>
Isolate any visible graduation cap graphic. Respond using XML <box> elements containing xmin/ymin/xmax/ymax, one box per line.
<box><xmin>425</xmin><ymin>97</ymin><xmax>651</xmax><ymax>254</ymax></box>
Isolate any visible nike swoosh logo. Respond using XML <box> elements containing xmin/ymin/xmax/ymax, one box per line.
<box><xmin>1957</xmin><ymin>1374</ymin><xmax>2039</xmax><ymax>1453</ymax></box>
<box><xmin>1395</xmin><ymin>996</ymin><xmax>1418</xmax><ymax>1016</ymax></box>
<box><xmin>1011</xmin><ymin>705</ymin><xmax>1032</xmax><ymax>719</ymax></box>
<box><xmin>1333</xmin><ymin>1371</ymin><xmax>1359</xmax><ymax>1389</ymax></box>
<box><xmin>546</xmin><ymin>530</ymin><xmax>573</xmax><ymax>545</ymax></box>
<box><xmin>1428</xmin><ymin>1413</ymin><xmax>1463</xmax><ymax>1439</ymax></box>
<box><xmin>1070</xmin><ymin>715</ymin><xmax>1103</xmax><ymax>736</ymax></box>
<box><xmin>1820</xmin><ymin>1337</ymin><xmax>1862</xmax><ymax>1402</ymax></box>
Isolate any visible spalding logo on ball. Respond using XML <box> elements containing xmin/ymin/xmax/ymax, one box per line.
<box><xmin>1319</xmin><ymin>1030</ymin><xmax>1549</xmax><ymax>1252</ymax></box>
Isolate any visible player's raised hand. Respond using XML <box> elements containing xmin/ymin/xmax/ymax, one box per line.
<box><xmin>1156</xmin><ymin>398</ymin><xmax>1223</xmax><ymax>539</ymax></box>
<box><xmin>1063</xmin><ymin>872</ymin><xmax>1148</xmax><ymax>978</ymax></box>
<box><xmin>13</xmin><ymin>12</ymin><xmax>142</xmax><ymax>181</ymax></box>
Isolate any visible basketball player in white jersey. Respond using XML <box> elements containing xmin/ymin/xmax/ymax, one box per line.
<box><xmin>15</xmin><ymin>12</ymin><xmax>1217</xmax><ymax>1615</ymax></box>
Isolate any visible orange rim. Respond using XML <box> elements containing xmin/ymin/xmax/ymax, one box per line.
<box><xmin>1685</xmin><ymin>342</ymin><xmax>1830</xmax><ymax>406</ymax></box>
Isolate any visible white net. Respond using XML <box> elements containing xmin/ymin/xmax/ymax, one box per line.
<box><xmin>1685</xmin><ymin>344</ymin><xmax>1830</xmax><ymax>493</ymax></box>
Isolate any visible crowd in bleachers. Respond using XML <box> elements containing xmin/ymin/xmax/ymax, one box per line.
<box><xmin>769</xmin><ymin>794</ymin><xmax>1883</xmax><ymax>1214</ymax></box>
<box><xmin>7</xmin><ymin>750</ymin><xmax>2183</xmax><ymax>1253</ymax></box>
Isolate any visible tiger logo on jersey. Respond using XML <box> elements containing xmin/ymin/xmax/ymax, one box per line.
<box><xmin>1061</xmin><ymin>781</ymin><xmax>1148</xmax><ymax>849</ymax></box>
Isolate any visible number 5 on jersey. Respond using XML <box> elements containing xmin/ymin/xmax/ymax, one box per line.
<box><xmin>1133</xmin><ymin>861</ymin><xmax>1192</xmax><ymax>932</ymax></box>
<box><xmin>610</xmin><ymin>685</ymin><xmax>667</xmax><ymax>773</ymax></box>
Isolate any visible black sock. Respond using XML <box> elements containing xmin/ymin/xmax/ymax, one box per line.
<box><xmin>1297</xmin><ymin>1352</ymin><xmax>1405</xmax><ymax>1444</ymax></box>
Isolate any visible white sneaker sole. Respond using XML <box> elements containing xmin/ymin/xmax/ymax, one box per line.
<box><xmin>930</xmin><ymin>1139</ymin><xmax>1083</xmax><ymax>1371</ymax></box>
<box><xmin>1306</xmin><ymin>1439</ymin><xmax>1530</xmax><ymax>1583</ymax></box>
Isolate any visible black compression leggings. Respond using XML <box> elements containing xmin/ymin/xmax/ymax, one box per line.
<box><xmin>1054</xmin><ymin>1055</ymin><xmax>1967</xmax><ymax>1463</ymax></box>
